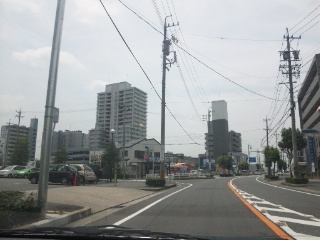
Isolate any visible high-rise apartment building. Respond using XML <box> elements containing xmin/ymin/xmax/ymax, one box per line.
<box><xmin>297</xmin><ymin>53</ymin><xmax>320</xmax><ymax>171</ymax></box>
<box><xmin>94</xmin><ymin>82</ymin><xmax>147</xmax><ymax>149</ymax></box>
<box><xmin>51</xmin><ymin>130</ymin><xmax>89</xmax><ymax>163</ymax></box>
<box><xmin>229</xmin><ymin>130</ymin><xmax>242</xmax><ymax>153</ymax></box>
<box><xmin>0</xmin><ymin>118</ymin><xmax>38</xmax><ymax>165</ymax></box>
<box><xmin>205</xmin><ymin>100</ymin><xmax>242</xmax><ymax>160</ymax></box>
<box><xmin>28</xmin><ymin>118</ymin><xmax>38</xmax><ymax>162</ymax></box>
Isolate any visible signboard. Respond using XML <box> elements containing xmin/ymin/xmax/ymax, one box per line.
<box><xmin>248</xmin><ymin>157</ymin><xmax>256</xmax><ymax>163</ymax></box>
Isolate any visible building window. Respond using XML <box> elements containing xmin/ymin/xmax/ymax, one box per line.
<box><xmin>134</xmin><ymin>150</ymin><xmax>144</xmax><ymax>158</ymax></box>
<box><xmin>154</xmin><ymin>152</ymin><xmax>160</xmax><ymax>157</ymax></box>
<box><xmin>125</xmin><ymin>150</ymin><xmax>128</xmax><ymax>157</ymax></box>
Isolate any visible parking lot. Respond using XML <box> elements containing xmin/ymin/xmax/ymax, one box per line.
<box><xmin>0</xmin><ymin>178</ymin><xmax>103</xmax><ymax>191</ymax></box>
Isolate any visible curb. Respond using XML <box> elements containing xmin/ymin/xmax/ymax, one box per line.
<box><xmin>140</xmin><ymin>183</ymin><xmax>177</xmax><ymax>191</ymax></box>
<box><xmin>19</xmin><ymin>207</ymin><xmax>91</xmax><ymax>229</ymax></box>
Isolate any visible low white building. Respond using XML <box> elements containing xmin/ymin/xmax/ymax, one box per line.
<box><xmin>89</xmin><ymin>138</ymin><xmax>161</xmax><ymax>178</ymax></box>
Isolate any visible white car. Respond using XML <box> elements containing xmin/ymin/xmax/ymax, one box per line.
<box><xmin>0</xmin><ymin>165</ymin><xmax>26</xmax><ymax>178</ymax></box>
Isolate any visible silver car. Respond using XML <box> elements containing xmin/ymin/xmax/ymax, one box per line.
<box><xmin>0</xmin><ymin>165</ymin><xmax>26</xmax><ymax>178</ymax></box>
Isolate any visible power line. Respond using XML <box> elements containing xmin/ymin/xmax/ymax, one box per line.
<box><xmin>292</xmin><ymin>13</ymin><xmax>320</xmax><ymax>35</ymax></box>
<box><xmin>183</xmin><ymin>33</ymin><xmax>282</xmax><ymax>42</ymax></box>
<box><xmin>99</xmin><ymin>0</ymin><xmax>198</xmax><ymax>145</ymax></box>
<box><xmin>290</xmin><ymin>3</ymin><xmax>320</xmax><ymax>31</ymax></box>
<box><xmin>117</xmin><ymin>0</ymin><xmax>275</xmax><ymax>100</ymax></box>
<box><xmin>299</xmin><ymin>20</ymin><xmax>320</xmax><ymax>36</ymax></box>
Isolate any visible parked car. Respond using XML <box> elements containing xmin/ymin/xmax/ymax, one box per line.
<box><xmin>28</xmin><ymin>164</ymin><xmax>80</xmax><ymax>185</ymax></box>
<box><xmin>70</xmin><ymin>164</ymin><xmax>96</xmax><ymax>184</ymax></box>
<box><xmin>0</xmin><ymin>165</ymin><xmax>26</xmax><ymax>178</ymax></box>
<box><xmin>14</xmin><ymin>167</ymin><xmax>39</xmax><ymax>178</ymax></box>
<box><xmin>87</xmin><ymin>164</ymin><xmax>103</xmax><ymax>181</ymax></box>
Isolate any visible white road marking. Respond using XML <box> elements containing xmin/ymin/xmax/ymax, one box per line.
<box><xmin>256</xmin><ymin>177</ymin><xmax>320</xmax><ymax>197</ymax></box>
<box><xmin>230</xmin><ymin>178</ymin><xmax>320</xmax><ymax>240</ymax></box>
<box><xmin>112</xmin><ymin>183</ymin><xmax>192</xmax><ymax>226</ymax></box>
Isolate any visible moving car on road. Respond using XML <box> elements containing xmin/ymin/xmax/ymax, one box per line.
<box><xmin>14</xmin><ymin>167</ymin><xmax>39</xmax><ymax>178</ymax></box>
<box><xmin>0</xmin><ymin>165</ymin><xmax>26</xmax><ymax>178</ymax></box>
<box><xmin>70</xmin><ymin>164</ymin><xmax>96</xmax><ymax>184</ymax></box>
<box><xmin>28</xmin><ymin>164</ymin><xmax>80</xmax><ymax>185</ymax></box>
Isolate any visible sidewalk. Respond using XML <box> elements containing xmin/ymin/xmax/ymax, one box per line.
<box><xmin>21</xmin><ymin>179</ymin><xmax>177</xmax><ymax>228</ymax></box>
<box><xmin>261</xmin><ymin>175</ymin><xmax>320</xmax><ymax>195</ymax></box>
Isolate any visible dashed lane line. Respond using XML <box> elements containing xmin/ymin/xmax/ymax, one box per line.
<box><xmin>230</xmin><ymin>178</ymin><xmax>320</xmax><ymax>240</ymax></box>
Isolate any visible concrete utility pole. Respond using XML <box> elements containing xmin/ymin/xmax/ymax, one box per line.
<box><xmin>160</xmin><ymin>16</ymin><xmax>178</xmax><ymax>179</ymax></box>
<box><xmin>38</xmin><ymin>0</ymin><xmax>66</xmax><ymax>216</ymax></box>
<box><xmin>263</xmin><ymin>117</ymin><xmax>271</xmax><ymax>147</ymax></box>
<box><xmin>4</xmin><ymin>120</ymin><xmax>12</xmax><ymax>166</ymax></box>
<box><xmin>15</xmin><ymin>108</ymin><xmax>24</xmax><ymax>127</ymax></box>
<box><xmin>279</xmin><ymin>28</ymin><xmax>301</xmax><ymax>168</ymax></box>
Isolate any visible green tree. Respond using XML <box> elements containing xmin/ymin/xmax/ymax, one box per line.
<box><xmin>101</xmin><ymin>142</ymin><xmax>121</xmax><ymax>182</ymax></box>
<box><xmin>52</xmin><ymin>149</ymin><xmax>69</xmax><ymax>164</ymax></box>
<box><xmin>277</xmin><ymin>159</ymin><xmax>287</xmax><ymax>172</ymax></box>
<box><xmin>239</xmin><ymin>162</ymin><xmax>249</xmax><ymax>170</ymax></box>
<box><xmin>10</xmin><ymin>136</ymin><xmax>29</xmax><ymax>166</ymax></box>
<box><xmin>264</xmin><ymin>147</ymin><xmax>280</xmax><ymax>176</ymax></box>
<box><xmin>256</xmin><ymin>163</ymin><xmax>261</xmax><ymax>170</ymax></box>
<box><xmin>216</xmin><ymin>155</ymin><xmax>232</xmax><ymax>173</ymax></box>
<box><xmin>34</xmin><ymin>158</ymin><xmax>40</xmax><ymax>168</ymax></box>
<box><xmin>278</xmin><ymin>128</ymin><xmax>307</xmax><ymax>177</ymax></box>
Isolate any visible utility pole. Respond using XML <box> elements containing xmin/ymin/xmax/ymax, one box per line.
<box><xmin>160</xmin><ymin>16</ymin><xmax>178</xmax><ymax>179</ymax></box>
<box><xmin>15</xmin><ymin>108</ymin><xmax>24</xmax><ymax>137</ymax></box>
<box><xmin>4</xmin><ymin>120</ymin><xmax>12</xmax><ymax>166</ymax></box>
<box><xmin>38</xmin><ymin>0</ymin><xmax>66</xmax><ymax>216</ymax></box>
<box><xmin>15</xmin><ymin>108</ymin><xmax>24</xmax><ymax>127</ymax></box>
<box><xmin>263</xmin><ymin>117</ymin><xmax>271</xmax><ymax>147</ymax></box>
<box><xmin>279</xmin><ymin>28</ymin><xmax>301</xmax><ymax>168</ymax></box>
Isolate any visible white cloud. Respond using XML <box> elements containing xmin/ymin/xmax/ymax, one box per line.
<box><xmin>87</xmin><ymin>80</ymin><xmax>108</xmax><ymax>90</ymax></box>
<box><xmin>12</xmin><ymin>47</ymin><xmax>84</xmax><ymax>69</ymax></box>
<box><xmin>2</xmin><ymin>0</ymin><xmax>40</xmax><ymax>13</ymax></box>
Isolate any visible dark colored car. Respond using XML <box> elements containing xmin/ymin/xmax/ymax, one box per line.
<box><xmin>88</xmin><ymin>164</ymin><xmax>103</xmax><ymax>181</ymax></box>
<box><xmin>28</xmin><ymin>164</ymin><xmax>80</xmax><ymax>185</ymax></box>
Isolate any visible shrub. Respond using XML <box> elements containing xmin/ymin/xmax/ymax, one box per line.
<box><xmin>285</xmin><ymin>177</ymin><xmax>309</xmax><ymax>184</ymax></box>
<box><xmin>265</xmin><ymin>175</ymin><xmax>279</xmax><ymax>180</ymax></box>
<box><xmin>0</xmin><ymin>191</ymin><xmax>42</xmax><ymax>229</ymax></box>
<box><xmin>146</xmin><ymin>179</ymin><xmax>165</xmax><ymax>187</ymax></box>
<box><xmin>219</xmin><ymin>174</ymin><xmax>233</xmax><ymax>177</ymax></box>
<box><xmin>234</xmin><ymin>173</ymin><xmax>242</xmax><ymax>176</ymax></box>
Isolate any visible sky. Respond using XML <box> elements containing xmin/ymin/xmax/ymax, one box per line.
<box><xmin>1</xmin><ymin>0</ymin><xmax>319</xmax><ymax>159</ymax></box>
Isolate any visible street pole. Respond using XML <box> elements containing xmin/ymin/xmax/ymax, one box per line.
<box><xmin>160</xmin><ymin>16</ymin><xmax>178</xmax><ymax>179</ymax></box>
<box><xmin>263</xmin><ymin>117</ymin><xmax>271</xmax><ymax>148</ymax></box>
<box><xmin>285</xmin><ymin>28</ymin><xmax>299</xmax><ymax>169</ymax></box>
<box><xmin>111</xmin><ymin>129</ymin><xmax>116</xmax><ymax>186</ymax></box>
<box><xmin>38</xmin><ymin>0</ymin><xmax>65</xmax><ymax>217</ymax></box>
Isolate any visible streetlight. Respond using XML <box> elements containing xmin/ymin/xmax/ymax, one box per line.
<box><xmin>110</xmin><ymin>129</ymin><xmax>116</xmax><ymax>186</ymax></box>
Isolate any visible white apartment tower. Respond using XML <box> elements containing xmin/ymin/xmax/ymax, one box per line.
<box><xmin>93</xmin><ymin>82</ymin><xmax>147</xmax><ymax>149</ymax></box>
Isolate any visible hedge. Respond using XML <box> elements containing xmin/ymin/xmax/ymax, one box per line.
<box><xmin>219</xmin><ymin>174</ymin><xmax>234</xmax><ymax>177</ymax></box>
<box><xmin>285</xmin><ymin>177</ymin><xmax>309</xmax><ymax>184</ymax></box>
<box><xmin>0</xmin><ymin>191</ymin><xmax>42</xmax><ymax>229</ymax></box>
<box><xmin>146</xmin><ymin>179</ymin><xmax>165</xmax><ymax>187</ymax></box>
<box><xmin>265</xmin><ymin>175</ymin><xmax>279</xmax><ymax>180</ymax></box>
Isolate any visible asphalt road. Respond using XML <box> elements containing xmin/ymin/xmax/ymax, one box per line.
<box><xmin>232</xmin><ymin>176</ymin><xmax>320</xmax><ymax>239</ymax></box>
<box><xmin>82</xmin><ymin>178</ymin><xmax>281</xmax><ymax>239</ymax></box>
